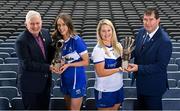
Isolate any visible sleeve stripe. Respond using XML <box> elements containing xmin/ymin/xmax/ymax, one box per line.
<box><xmin>79</xmin><ymin>50</ymin><xmax>88</xmax><ymax>55</ymax></box>
<box><xmin>93</xmin><ymin>60</ymin><xmax>104</xmax><ymax>64</ymax></box>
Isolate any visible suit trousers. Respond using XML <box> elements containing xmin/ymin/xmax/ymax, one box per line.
<box><xmin>136</xmin><ymin>94</ymin><xmax>162</xmax><ymax>110</ymax></box>
<box><xmin>21</xmin><ymin>82</ymin><xmax>51</xmax><ymax>110</ymax></box>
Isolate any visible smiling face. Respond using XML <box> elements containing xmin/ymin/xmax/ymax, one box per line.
<box><xmin>57</xmin><ymin>18</ymin><xmax>69</xmax><ymax>39</ymax></box>
<box><xmin>100</xmin><ymin>24</ymin><xmax>113</xmax><ymax>44</ymax></box>
<box><xmin>25</xmin><ymin>15</ymin><xmax>42</xmax><ymax>37</ymax></box>
<box><xmin>143</xmin><ymin>12</ymin><xmax>160</xmax><ymax>33</ymax></box>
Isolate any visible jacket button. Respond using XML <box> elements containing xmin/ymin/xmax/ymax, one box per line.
<box><xmin>44</xmin><ymin>74</ymin><xmax>48</xmax><ymax>78</ymax></box>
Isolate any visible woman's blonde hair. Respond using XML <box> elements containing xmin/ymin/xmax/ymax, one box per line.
<box><xmin>96</xmin><ymin>19</ymin><xmax>122</xmax><ymax>57</ymax></box>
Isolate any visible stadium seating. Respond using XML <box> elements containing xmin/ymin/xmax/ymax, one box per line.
<box><xmin>50</xmin><ymin>97</ymin><xmax>66</xmax><ymax>110</ymax></box>
<box><xmin>0</xmin><ymin>86</ymin><xmax>19</xmax><ymax>100</ymax></box>
<box><xmin>0</xmin><ymin>97</ymin><xmax>10</xmax><ymax>110</ymax></box>
<box><xmin>10</xmin><ymin>97</ymin><xmax>24</xmax><ymax>110</ymax></box>
<box><xmin>0</xmin><ymin>71</ymin><xmax>17</xmax><ymax>78</ymax></box>
<box><xmin>0</xmin><ymin>0</ymin><xmax>180</xmax><ymax>110</ymax></box>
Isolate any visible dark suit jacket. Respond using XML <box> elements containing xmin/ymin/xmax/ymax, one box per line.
<box><xmin>132</xmin><ymin>27</ymin><xmax>172</xmax><ymax>96</ymax></box>
<box><xmin>15</xmin><ymin>28</ymin><xmax>54</xmax><ymax>93</ymax></box>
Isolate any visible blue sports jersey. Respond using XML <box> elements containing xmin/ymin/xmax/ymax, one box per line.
<box><xmin>60</xmin><ymin>35</ymin><xmax>87</xmax><ymax>89</ymax></box>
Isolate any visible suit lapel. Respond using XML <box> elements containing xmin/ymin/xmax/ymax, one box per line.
<box><xmin>26</xmin><ymin>30</ymin><xmax>46</xmax><ymax>61</ymax></box>
<box><xmin>40</xmin><ymin>32</ymin><xmax>47</xmax><ymax>60</ymax></box>
<box><xmin>140</xmin><ymin>28</ymin><xmax>161</xmax><ymax>55</ymax></box>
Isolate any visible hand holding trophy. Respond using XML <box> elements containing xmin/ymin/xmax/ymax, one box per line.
<box><xmin>51</xmin><ymin>39</ymin><xmax>65</xmax><ymax>73</ymax></box>
<box><xmin>121</xmin><ymin>36</ymin><xmax>135</xmax><ymax>69</ymax></box>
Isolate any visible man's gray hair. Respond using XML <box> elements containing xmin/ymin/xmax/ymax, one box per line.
<box><xmin>26</xmin><ymin>10</ymin><xmax>41</xmax><ymax>22</ymax></box>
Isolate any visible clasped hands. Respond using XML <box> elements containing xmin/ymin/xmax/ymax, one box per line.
<box><xmin>118</xmin><ymin>63</ymin><xmax>138</xmax><ymax>73</ymax></box>
<box><xmin>50</xmin><ymin>63</ymin><xmax>70</xmax><ymax>74</ymax></box>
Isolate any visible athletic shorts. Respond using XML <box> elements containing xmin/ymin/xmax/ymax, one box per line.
<box><xmin>94</xmin><ymin>87</ymin><xmax>124</xmax><ymax>108</ymax></box>
<box><xmin>60</xmin><ymin>86</ymin><xmax>86</xmax><ymax>98</ymax></box>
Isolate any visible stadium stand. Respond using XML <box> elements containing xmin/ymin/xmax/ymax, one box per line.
<box><xmin>0</xmin><ymin>97</ymin><xmax>10</xmax><ymax>110</ymax></box>
<box><xmin>10</xmin><ymin>97</ymin><xmax>24</xmax><ymax>110</ymax></box>
<box><xmin>0</xmin><ymin>0</ymin><xmax>180</xmax><ymax>110</ymax></box>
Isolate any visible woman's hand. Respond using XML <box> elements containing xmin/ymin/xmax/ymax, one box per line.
<box><xmin>59</xmin><ymin>63</ymin><xmax>70</xmax><ymax>74</ymax></box>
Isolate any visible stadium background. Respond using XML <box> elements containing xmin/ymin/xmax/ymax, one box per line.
<box><xmin>0</xmin><ymin>0</ymin><xmax>180</xmax><ymax>110</ymax></box>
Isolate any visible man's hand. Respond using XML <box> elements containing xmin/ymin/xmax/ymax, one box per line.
<box><xmin>125</xmin><ymin>63</ymin><xmax>138</xmax><ymax>72</ymax></box>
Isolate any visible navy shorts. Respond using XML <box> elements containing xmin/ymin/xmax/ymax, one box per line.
<box><xmin>94</xmin><ymin>87</ymin><xmax>124</xmax><ymax>108</ymax></box>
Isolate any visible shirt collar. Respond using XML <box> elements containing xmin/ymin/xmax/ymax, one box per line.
<box><xmin>147</xmin><ymin>26</ymin><xmax>159</xmax><ymax>39</ymax></box>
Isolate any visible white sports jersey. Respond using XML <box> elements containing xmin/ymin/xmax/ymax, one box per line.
<box><xmin>91</xmin><ymin>44</ymin><xmax>123</xmax><ymax>92</ymax></box>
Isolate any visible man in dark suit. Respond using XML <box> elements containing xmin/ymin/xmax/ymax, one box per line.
<box><xmin>15</xmin><ymin>10</ymin><xmax>55</xmax><ymax>110</ymax></box>
<box><xmin>126</xmin><ymin>7</ymin><xmax>172</xmax><ymax>110</ymax></box>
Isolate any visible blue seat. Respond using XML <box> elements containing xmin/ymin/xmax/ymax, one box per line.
<box><xmin>122</xmin><ymin>98</ymin><xmax>137</xmax><ymax>110</ymax></box>
<box><xmin>169</xmin><ymin>58</ymin><xmax>174</xmax><ymax>64</ymax></box>
<box><xmin>4</xmin><ymin>57</ymin><xmax>18</xmax><ymax>63</ymax></box>
<box><xmin>167</xmin><ymin>64</ymin><xmax>178</xmax><ymax>71</ymax></box>
<box><xmin>87</xmin><ymin>78</ymin><xmax>95</xmax><ymax>88</ymax></box>
<box><xmin>84</xmin><ymin>97</ymin><xmax>96</xmax><ymax>110</ymax></box>
<box><xmin>0</xmin><ymin>64</ymin><xmax>18</xmax><ymax>73</ymax></box>
<box><xmin>123</xmin><ymin>78</ymin><xmax>136</xmax><ymax>87</ymax></box>
<box><xmin>177</xmin><ymin>80</ymin><xmax>180</xmax><ymax>88</ymax></box>
<box><xmin>173</xmin><ymin>47</ymin><xmax>180</xmax><ymax>52</ymax></box>
<box><xmin>0</xmin><ymin>86</ymin><xmax>19</xmax><ymax>100</ymax></box>
<box><xmin>52</xmin><ymin>86</ymin><xmax>63</xmax><ymax>97</ymax></box>
<box><xmin>86</xmin><ymin>71</ymin><xmax>95</xmax><ymax>79</ymax></box>
<box><xmin>86</xmin><ymin>87</ymin><xmax>95</xmax><ymax>98</ymax></box>
<box><xmin>0</xmin><ymin>71</ymin><xmax>17</xmax><ymax>78</ymax></box>
<box><xmin>124</xmin><ymin>87</ymin><xmax>137</xmax><ymax>98</ymax></box>
<box><xmin>0</xmin><ymin>52</ymin><xmax>10</xmax><ymax>59</ymax></box>
<box><xmin>0</xmin><ymin>47</ymin><xmax>15</xmax><ymax>54</ymax></box>
<box><xmin>175</xmin><ymin>58</ymin><xmax>180</xmax><ymax>69</ymax></box>
<box><xmin>0</xmin><ymin>97</ymin><xmax>10</xmax><ymax>110</ymax></box>
<box><xmin>162</xmin><ymin>98</ymin><xmax>180</xmax><ymax>110</ymax></box>
<box><xmin>0</xmin><ymin>43</ymin><xmax>15</xmax><ymax>48</ymax></box>
<box><xmin>51</xmin><ymin>79</ymin><xmax>55</xmax><ymax>96</ymax></box>
<box><xmin>87</xmin><ymin>47</ymin><xmax>94</xmax><ymax>53</ymax></box>
<box><xmin>10</xmin><ymin>52</ymin><xmax>17</xmax><ymax>57</ymax></box>
<box><xmin>0</xmin><ymin>58</ymin><xmax>4</xmax><ymax>64</ymax></box>
<box><xmin>86</xmin><ymin>64</ymin><xmax>94</xmax><ymax>71</ymax></box>
<box><xmin>172</xmin><ymin>43</ymin><xmax>180</xmax><ymax>47</ymax></box>
<box><xmin>50</xmin><ymin>97</ymin><xmax>66</xmax><ymax>110</ymax></box>
<box><xmin>55</xmin><ymin>78</ymin><xmax>61</xmax><ymax>86</ymax></box>
<box><xmin>168</xmin><ymin>79</ymin><xmax>177</xmax><ymax>88</ymax></box>
<box><xmin>163</xmin><ymin>88</ymin><xmax>180</xmax><ymax>98</ymax></box>
<box><xmin>168</xmin><ymin>71</ymin><xmax>180</xmax><ymax>81</ymax></box>
<box><xmin>11</xmin><ymin>97</ymin><xmax>24</xmax><ymax>110</ymax></box>
<box><xmin>0</xmin><ymin>78</ymin><xmax>17</xmax><ymax>87</ymax></box>
<box><xmin>52</xmin><ymin>73</ymin><xmax>60</xmax><ymax>81</ymax></box>
<box><xmin>171</xmin><ymin>52</ymin><xmax>180</xmax><ymax>59</ymax></box>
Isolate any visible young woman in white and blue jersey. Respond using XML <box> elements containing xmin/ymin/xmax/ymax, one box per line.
<box><xmin>51</xmin><ymin>13</ymin><xmax>89</xmax><ymax>110</ymax></box>
<box><xmin>91</xmin><ymin>19</ymin><xmax>124</xmax><ymax>110</ymax></box>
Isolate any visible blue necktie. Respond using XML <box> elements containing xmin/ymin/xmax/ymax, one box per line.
<box><xmin>143</xmin><ymin>34</ymin><xmax>150</xmax><ymax>45</ymax></box>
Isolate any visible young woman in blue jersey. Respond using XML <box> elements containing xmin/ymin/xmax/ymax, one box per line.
<box><xmin>91</xmin><ymin>19</ymin><xmax>124</xmax><ymax>110</ymax></box>
<box><xmin>51</xmin><ymin>13</ymin><xmax>89</xmax><ymax>110</ymax></box>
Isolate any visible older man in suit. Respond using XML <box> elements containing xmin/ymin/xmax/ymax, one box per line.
<box><xmin>15</xmin><ymin>10</ymin><xmax>55</xmax><ymax>110</ymax></box>
<box><xmin>126</xmin><ymin>7</ymin><xmax>172</xmax><ymax>110</ymax></box>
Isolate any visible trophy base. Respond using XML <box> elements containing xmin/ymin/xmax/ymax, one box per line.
<box><xmin>122</xmin><ymin>60</ymin><xmax>128</xmax><ymax>69</ymax></box>
<box><xmin>54</xmin><ymin>63</ymin><xmax>61</xmax><ymax>68</ymax></box>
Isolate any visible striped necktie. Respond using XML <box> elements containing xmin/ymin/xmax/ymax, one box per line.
<box><xmin>143</xmin><ymin>34</ymin><xmax>150</xmax><ymax>45</ymax></box>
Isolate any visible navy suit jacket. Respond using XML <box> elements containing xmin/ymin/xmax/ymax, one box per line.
<box><xmin>132</xmin><ymin>27</ymin><xmax>172</xmax><ymax>96</ymax></box>
<box><xmin>15</xmin><ymin>28</ymin><xmax>54</xmax><ymax>93</ymax></box>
